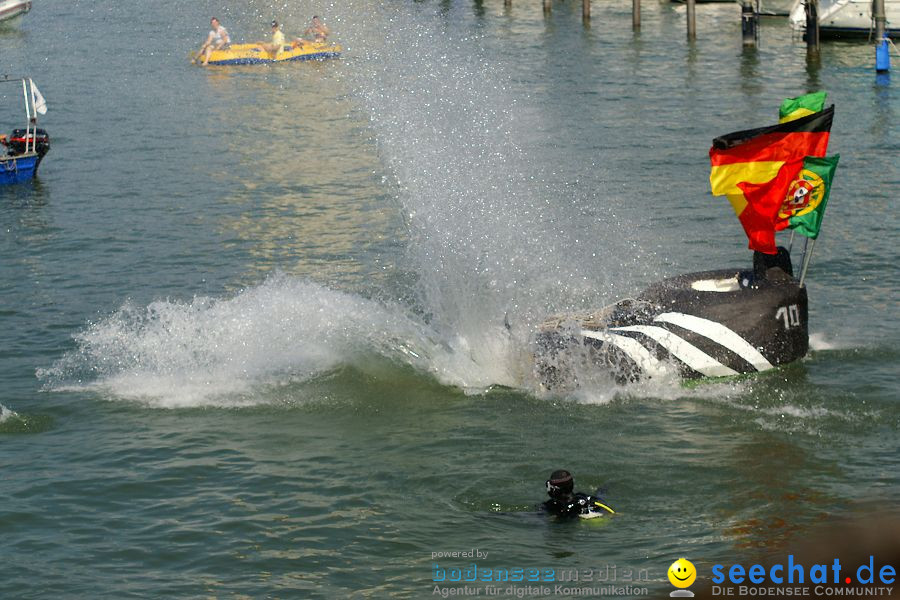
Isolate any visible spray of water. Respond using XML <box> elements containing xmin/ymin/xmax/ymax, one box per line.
<box><xmin>336</xmin><ymin>3</ymin><xmax>649</xmax><ymax>371</ymax></box>
<box><xmin>38</xmin><ymin>275</ymin><xmax>540</xmax><ymax>407</ymax></box>
<box><xmin>0</xmin><ymin>404</ymin><xmax>17</xmax><ymax>424</ymax></box>
<box><xmin>41</xmin><ymin>3</ymin><xmax>652</xmax><ymax>406</ymax></box>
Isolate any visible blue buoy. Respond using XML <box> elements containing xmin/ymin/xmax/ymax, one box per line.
<box><xmin>876</xmin><ymin>36</ymin><xmax>891</xmax><ymax>73</ymax></box>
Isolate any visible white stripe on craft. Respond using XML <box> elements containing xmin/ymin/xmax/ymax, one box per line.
<box><xmin>581</xmin><ymin>330</ymin><xmax>669</xmax><ymax>376</ymax></box>
<box><xmin>611</xmin><ymin>325</ymin><xmax>738</xmax><ymax>377</ymax></box>
<box><xmin>654</xmin><ymin>312</ymin><xmax>774</xmax><ymax>372</ymax></box>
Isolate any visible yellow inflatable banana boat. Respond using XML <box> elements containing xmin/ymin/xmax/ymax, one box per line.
<box><xmin>199</xmin><ymin>42</ymin><xmax>341</xmax><ymax>65</ymax></box>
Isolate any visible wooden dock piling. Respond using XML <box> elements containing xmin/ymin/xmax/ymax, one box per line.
<box><xmin>633</xmin><ymin>0</ymin><xmax>641</xmax><ymax>29</ymax></box>
<box><xmin>741</xmin><ymin>0</ymin><xmax>759</xmax><ymax>46</ymax></box>
<box><xmin>687</xmin><ymin>0</ymin><xmax>697</xmax><ymax>39</ymax></box>
<box><xmin>874</xmin><ymin>0</ymin><xmax>887</xmax><ymax>41</ymax></box>
<box><xmin>805</xmin><ymin>0</ymin><xmax>820</xmax><ymax>53</ymax></box>
<box><xmin>583</xmin><ymin>0</ymin><xmax>591</xmax><ymax>21</ymax></box>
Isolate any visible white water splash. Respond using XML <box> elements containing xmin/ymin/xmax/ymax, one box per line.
<box><xmin>38</xmin><ymin>275</ymin><xmax>535</xmax><ymax>407</ymax></box>
<box><xmin>571</xmin><ymin>372</ymin><xmax>750</xmax><ymax>406</ymax></box>
<box><xmin>808</xmin><ymin>332</ymin><xmax>845</xmax><ymax>351</ymax></box>
<box><xmin>42</xmin><ymin>4</ymin><xmax>655</xmax><ymax>407</ymax></box>
<box><xmin>0</xmin><ymin>404</ymin><xmax>17</xmax><ymax>423</ymax></box>
<box><xmin>338</xmin><ymin>4</ymin><xmax>648</xmax><ymax>357</ymax></box>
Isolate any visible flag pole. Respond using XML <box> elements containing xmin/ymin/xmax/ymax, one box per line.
<box><xmin>21</xmin><ymin>79</ymin><xmax>32</xmax><ymax>154</ymax></box>
<box><xmin>787</xmin><ymin>230</ymin><xmax>795</xmax><ymax>255</ymax></box>
<box><xmin>28</xmin><ymin>79</ymin><xmax>36</xmax><ymax>154</ymax></box>
<box><xmin>798</xmin><ymin>236</ymin><xmax>809</xmax><ymax>271</ymax></box>
<box><xmin>798</xmin><ymin>238</ymin><xmax>816</xmax><ymax>287</ymax></box>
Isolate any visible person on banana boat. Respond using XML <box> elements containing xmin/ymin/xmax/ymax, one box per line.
<box><xmin>542</xmin><ymin>470</ymin><xmax>616</xmax><ymax>519</ymax></box>
<box><xmin>292</xmin><ymin>15</ymin><xmax>330</xmax><ymax>48</ymax></box>
<box><xmin>194</xmin><ymin>17</ymin><xmax>231</xmax><ymax>66</ymax></box>
<box><xmin>256</xmin><ymin>20</ymin><xmax>286</xmax><ymax>55</ymax></box>
<box><xmin>305</xmin><ymin>16</ymin><xmax>330</xmax><ymax>42</ymax></box>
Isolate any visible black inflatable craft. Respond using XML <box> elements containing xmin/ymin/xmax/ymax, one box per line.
<box><xmin>535</xmin><ymin>248</ymin><xmax>808</xmax><ymax>387</ymax></box>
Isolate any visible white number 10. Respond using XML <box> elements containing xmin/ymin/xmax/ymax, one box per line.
<box><xmin>775</xmin><ymin>304</ymin><xmax>801</xmax><ymax>329</ymax></box>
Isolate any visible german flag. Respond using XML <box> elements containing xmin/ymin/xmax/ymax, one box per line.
<box><xmin>709</xmin><ymin>105</ymin><xmax>834</xmax><ymax>218</ymax></box>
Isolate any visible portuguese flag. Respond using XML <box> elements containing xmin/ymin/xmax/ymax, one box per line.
<box><xmin>735</xmin><ymin>155</ymin><xmax>840</xmax><ymax>254</ymax></box>
<box><xmin>779</xmin><ymin>91</ymin><xmax>827</xmax><ymax>123</ymax></box>
<box><xmin>709</xmin><ymin>105</ymin><xmax>834</xmax><ymax>219</ymax></box>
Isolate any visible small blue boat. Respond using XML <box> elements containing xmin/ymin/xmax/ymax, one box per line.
<box><xmin>1</xmin><ymin>77</ymin><xmax>50</xmax><ymax>185</ymax></box>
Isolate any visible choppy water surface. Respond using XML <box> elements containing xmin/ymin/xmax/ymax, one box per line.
<box><xmin>1</xmin><ymin>0</ymin><xmax>897</xmax><ymax>597</ymax></box>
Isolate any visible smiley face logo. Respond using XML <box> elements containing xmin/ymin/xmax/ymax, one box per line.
<box><xmin>668</xmin><ymin>558</ymin><xmax>697</xmax><ymax>588</ymax></box>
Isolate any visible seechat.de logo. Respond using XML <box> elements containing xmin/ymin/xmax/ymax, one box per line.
<box><xmin>711</xmin><ymin>555</ymin><xmax>896</xmax><ymax>586</ymax></box>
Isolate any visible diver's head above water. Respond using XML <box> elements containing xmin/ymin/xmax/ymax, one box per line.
<box><xmin>542</xmin><ymin>469</ymin><xmax>616</xmax><ymax>519</ymax></box>
<box><xmin>546</xmin><ymin>469</ymin><xmax>574</xmax><ymax>499</ymax></box>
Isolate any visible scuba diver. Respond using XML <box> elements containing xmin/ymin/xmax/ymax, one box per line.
<box><xmin>542</xmin><ymin>470</ymin><xmax>615</xmax><ymax>519</ymax></box>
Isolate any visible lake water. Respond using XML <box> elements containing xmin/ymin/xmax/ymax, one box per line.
<box><xmin>1</xmin><ymin>0</ymin><xmax>897</xmax><ymax>597</ymax></box>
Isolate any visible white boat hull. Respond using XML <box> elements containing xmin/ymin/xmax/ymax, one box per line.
<box><xmin>790</xmin><ymin>0</ymin><xmax>900</xmax><ymax>35</ymax></box>
<box><xmin>760</xmin><ymin>0</ymin><xmax>798</xmax><ymax>16</ymax></box>
<box><xmin>0</xmin><ymin>0</ymin><xmax>30</xmax><ymax>24</ymax></box>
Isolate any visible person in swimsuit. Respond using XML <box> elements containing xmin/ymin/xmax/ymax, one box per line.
<box><xmin>293</xmin><ymin>15</ymin><xmax>330</xmax><ymax>47</ymax></box>
<box><xmin>195</xmin><ymin>17</ymin><xmax>231</xmax><ymax>66</ymax></box>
